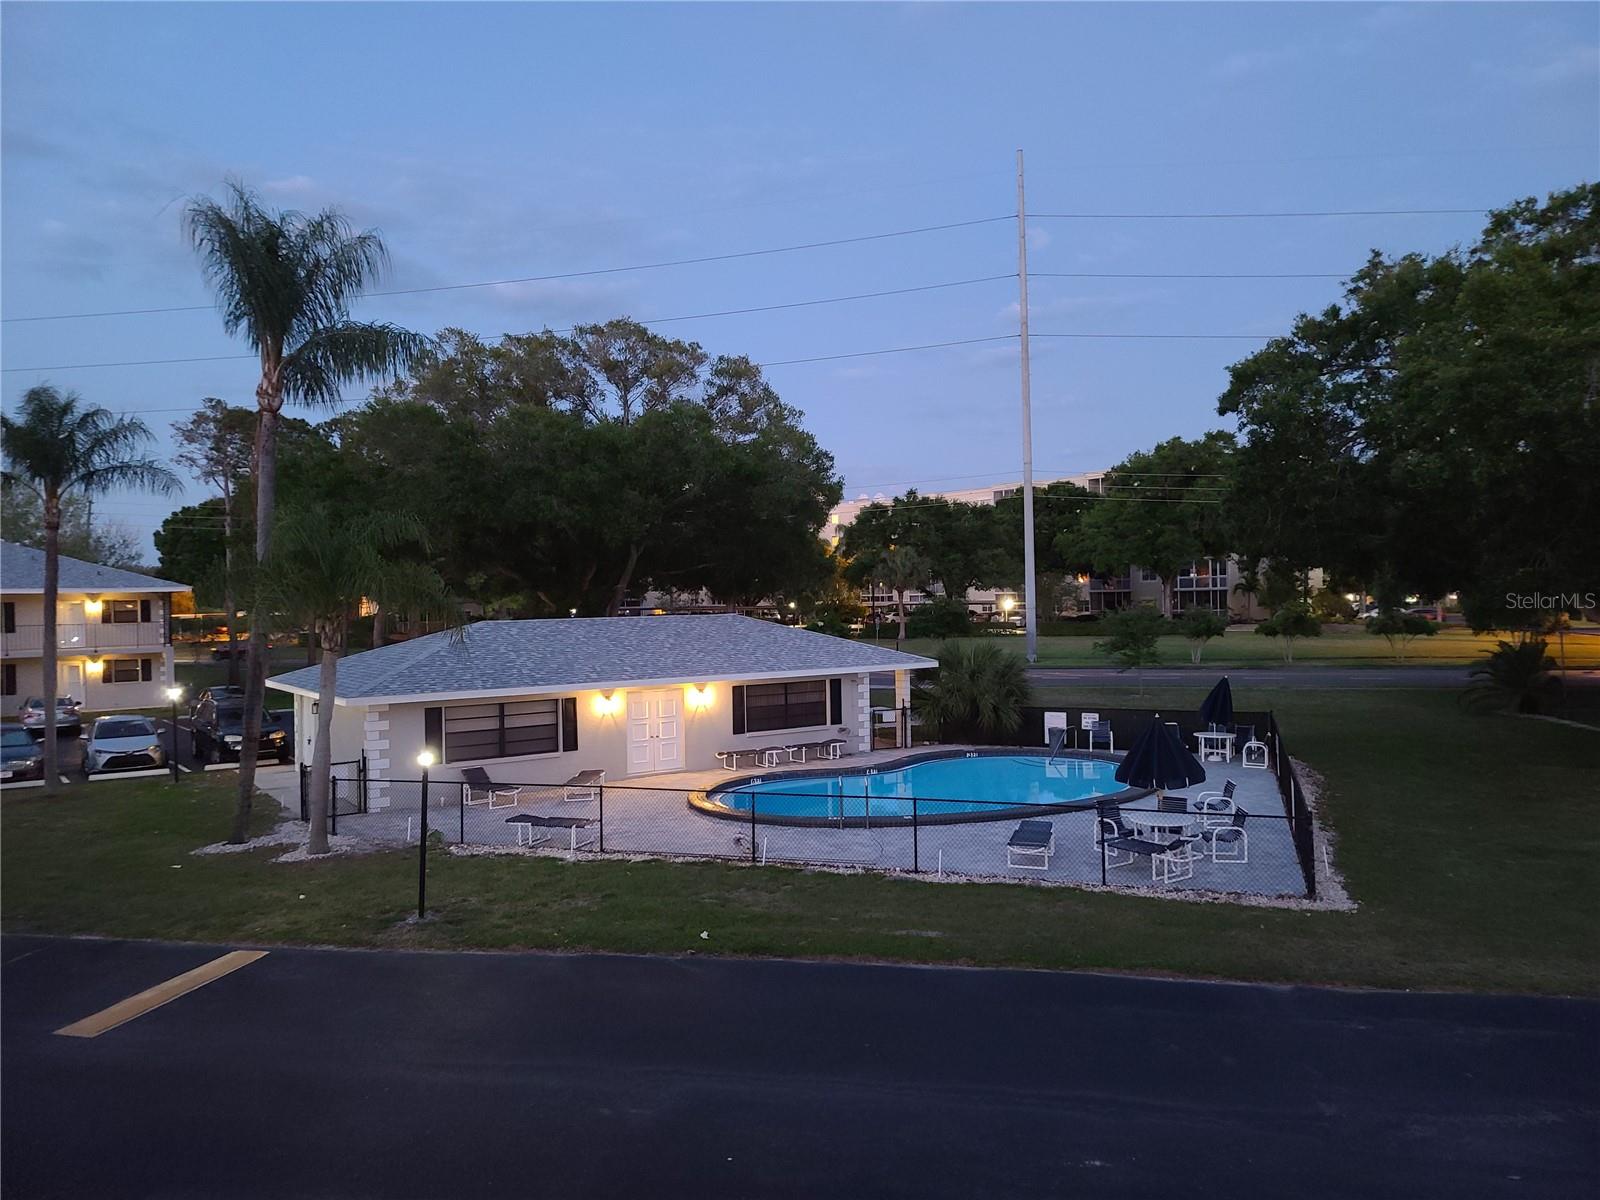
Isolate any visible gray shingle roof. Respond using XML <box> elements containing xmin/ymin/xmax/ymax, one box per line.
<box><xmin>268</xmin><ymin>614</ymin><xmax>937</xmax><ymax>704</ymax></box>
<box><xmin>0</xmin><ymin>540</ymin><xmax>189</xmax><ymax>593</ymax></box>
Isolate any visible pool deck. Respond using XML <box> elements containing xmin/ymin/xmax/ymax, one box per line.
<box><xmin>332</xmin><ymin>746</ymin><xmax>1309</xmax><ymax>900</ymax></box>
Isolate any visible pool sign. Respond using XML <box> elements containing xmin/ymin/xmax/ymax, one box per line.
<box><xmin>1081</xmin><ymin>712</ymin><xmax>1100</xmax><ymax>730</ymax></box>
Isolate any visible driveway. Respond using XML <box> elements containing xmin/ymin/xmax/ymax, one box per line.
<box><xmin>3</xmin><ymin>935</ymin><xmax>1594</xmax><ymax>1199</ymax></box>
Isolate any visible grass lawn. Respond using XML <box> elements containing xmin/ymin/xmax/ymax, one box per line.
<box><xmin>3</xmin><ymin>688</ymin><xmax>1596</xmax><ymax>995</ymax></box>
<box><xmin>875</xmin><ymin>625</ymin><xmax>1600</xmax><ymax>669</ymax></box>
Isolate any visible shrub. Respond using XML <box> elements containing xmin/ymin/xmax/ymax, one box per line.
<box><xmin>1094</xmin><ymin>605</ymin><xmax>1165</xmax><ymax>696</ymax></box>
<box><xmin>1365</xmin><ymin>609</ymin><xmax>1438</xmax><ymax>662</ymax></box>
<box><xmin>912</xmin><ymin>641</ymin><xmax>1032</xmax><ymax>742</ymax></box>
<box><xmin>906</xmin><ymin>596</ymin><xmax>972</xmax><ymax>640</ymax></box>
<box><xmin>1176</xmin><ymin>607</ymin><xmax>1229</xmax><ymax>664</ymax></box>
<box><xmin>1461</xmin><ymin>639</ymin><xmax>1557</xmax><ymax>714</ymax></box>
<box><xmin>1309</xmin><ymin>589</ymin><xmax>1358</xmax><ymax>623</ymax></box>
<box><xmin>1255</xmin><ymin>601</ymin><xmax>1322</xmax><ymax>662</ymax></box>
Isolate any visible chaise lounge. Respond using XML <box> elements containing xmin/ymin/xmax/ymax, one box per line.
<box><xmin>1006</xmin><ymin>819</ymin><xmax>1056</xmax><ymax>870</ymax></box>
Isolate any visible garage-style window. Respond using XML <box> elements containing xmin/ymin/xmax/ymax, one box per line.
<box><xmin>105</xmin><ymin>658</ymin><xmax>154</xmax><ymax>684</ymax></box>
<box><xmin>426</xmin><ymin>697</ymin><xmax>578</xmax><ymax>764</ymax></box>
<box><xmin>732</xmin><ymin>679</ymin><xmax>834</xmax><ymax>734</ymax></box>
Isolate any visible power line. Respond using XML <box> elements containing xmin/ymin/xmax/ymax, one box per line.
<box><xmin>1033</xmin><ymin>271</ymin><xmax>1346</xmax><ymax>280</ymax></box>
<box><xmin>542</xmin><ymin>274</ymin><xmax>1015</xmax><ymax>333</ymax></box>
<box><xmin>0</xmin><ymin>215</ymin><xmax>1015</xmax><ymax>324</ymax></box>
<box><xmin>1029</xmin><ymin>207</ymin><xmax>1487</xmax><ymax>219</ymax></box>
<box><xmin>760</xmin><ymin>335</ymin><xmax>1015</xmax><ymax>368</ymax></box>
<box><xmin>1033</xmin><ymin>331</ymin><xmax>1274</xmax><ymax>341</ymax></box>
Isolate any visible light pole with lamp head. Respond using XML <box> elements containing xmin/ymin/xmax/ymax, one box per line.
<box><xmin>164</xmin><ymin>686</ymin><xmax>184</xmax><ymax>783</ymax></box>
<box><xmin>415</xmin><ymin>749</ymin><xmax>434</xmax><ymax>919</ymax></box>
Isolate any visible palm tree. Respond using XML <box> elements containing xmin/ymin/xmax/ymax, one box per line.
<box><xmin>1</xmin><ymin>387</ymin><xmax>178</xmax><ymax>793</ymax></box>
<box><xmin>185</xmin><ymin>182</ymin><xmax>429</xmax><ymax>843</ymax></box>
<box><xmin>1461</xmin><ymin>639</ymin><xmax>1557</xmax><ymax>715</ymax></box>
<box><xmin>912</xmin><ymin>641</ymin><xmax>1032</xmax><ymax>743</ymax></box>
<box><xmin>263</xmin><ymin>505</ymin><xmax>456</xmax><ymax>855</ymax></box>
<box><xmin>871</xmin><ymin>546</ymin><xmax>930</xmax><ymax>647</ymax></box>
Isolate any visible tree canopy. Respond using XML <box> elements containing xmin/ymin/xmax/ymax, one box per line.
<box><xmin>1219</xmin><ymin>184</ymin><xmax>1600</xmax><ymax>627</ymax></box>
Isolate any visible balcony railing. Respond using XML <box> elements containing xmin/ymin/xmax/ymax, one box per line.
<box><xmin>1</xmin><ymin>623</ymin><xmax>168</xmax><ymax>656</ymax></box>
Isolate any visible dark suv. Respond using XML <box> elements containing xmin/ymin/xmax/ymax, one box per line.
<box><xmin>190</xmin><ymin>697</ymin><xmax>291</xmax><ymax>764</ymax></box>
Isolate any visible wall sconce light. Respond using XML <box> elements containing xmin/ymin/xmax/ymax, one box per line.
<box><xmin>83</xmin><ymin>598</ymin><xmax>104</xmax><ymax>616</ymax></box>
<box><xmin>593</xmin><ymin>690</ymin><xmax>623</xmax><ymax>717</ymax></box>
<box><xmin>86</xmin><ymin>658</ymin><xmax>104</xmax><ymax>676</ymax></box>
<box><xmin>687</xmin><ymin>683</ymin><xmax>712</xmax><ymax>711</ymax></box>
<box><xmin>311</xmin><ymin>700</ymin><xmax>319</xmax><ymax>716</ymax></box>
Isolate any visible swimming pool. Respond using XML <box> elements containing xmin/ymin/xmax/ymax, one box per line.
<box><xmin>696</xmin><ymin>750</ymin><xmax>1145</xmax><ymax>826</ymax></box>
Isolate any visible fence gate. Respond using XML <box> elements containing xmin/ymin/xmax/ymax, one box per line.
<box><xmin>300</xmin><ymin>757</ymin><xmax>369</xmax><ymax>832</ymax></box>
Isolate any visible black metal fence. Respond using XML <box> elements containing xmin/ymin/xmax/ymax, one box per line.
<box><xmin>293</xmin><ymin>766</ymin><xmax>1306</xmax><ymax>898</ymax></box>
<box><xmin>289</xmin><ymin>707</ymin><xmax>1318</xmax><ymax>900</ymax></box>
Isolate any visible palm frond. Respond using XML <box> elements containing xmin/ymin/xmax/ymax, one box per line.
<box><xmin>282</xmin><ymin>322</ymin><xmax>432</xmax><ymax>407</ymax></box>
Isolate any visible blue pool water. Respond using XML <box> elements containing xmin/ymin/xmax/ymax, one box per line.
<box><xmin>711</xmin><ymin>754</ymin><xmax>1129</xmax><ymax>821</ymax></box>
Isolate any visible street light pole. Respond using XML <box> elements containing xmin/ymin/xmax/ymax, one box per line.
<box><xmin>416</xmin><ymin>750</ymin><xmax>433</xmax><ymax>919</ymax></box>
<box><xmin>164</xmin><ymin>686</ymin><xmax>183</xmax><ymax>783</ymax></box>
<box><xmin>1016</xmin><ymin>148</ymin><xmax>1039</xmax><ymax>664</ymax></box>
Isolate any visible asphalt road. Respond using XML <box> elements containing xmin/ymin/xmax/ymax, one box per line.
<box><xmin>3</xmin><ymin>936</ymin><xmax>1595</xmax><ymax>1199</ymax></box>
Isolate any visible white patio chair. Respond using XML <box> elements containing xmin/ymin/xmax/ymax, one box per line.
<box><xmin>1200</xmin><ymin>812</ymin><xmax>1249</xmax><ymax>863</ymax></box>
<box><xmin>1239</xmin><ymin>726</ymin><xmax>1269</xmax><ymax>769</ymax></box>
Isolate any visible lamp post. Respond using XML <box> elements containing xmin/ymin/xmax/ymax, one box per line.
<box><xmin>415</xmin><ymin>749</ymin><xmax>433</xmax><ymax>919</ymax></box>
<box><xmin>164</xmin><ymin>686</ymin><xmax>184</xmax><ymax>783</ymax></box>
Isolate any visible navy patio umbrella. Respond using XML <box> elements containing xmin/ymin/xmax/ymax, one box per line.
<box><xmin>1114</xmin><ymin>715</ymin><xmax>1207</xmax><ymax>795</ymax></box>
<box><xmin>1197</xmin><ymin>676</ymin><xmax>1234</xmax><ymax>730</ymax></box>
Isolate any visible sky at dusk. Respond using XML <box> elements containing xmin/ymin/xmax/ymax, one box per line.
<box><xmin>2</xmin><ymin>2</ymin><xmax>1596</xmax><ymax>557</ymax></box>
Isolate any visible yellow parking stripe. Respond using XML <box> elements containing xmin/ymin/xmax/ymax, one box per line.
<box><xmin>55</xmin><ymin>951</ymin><xmax>267</xmax><ymax>1038</ymax></box>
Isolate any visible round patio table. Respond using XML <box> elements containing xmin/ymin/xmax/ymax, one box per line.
<box><xmin>1121</xmin><ymin>809</ymin><xmax>1200</xmax><ymax>838</ymax></box>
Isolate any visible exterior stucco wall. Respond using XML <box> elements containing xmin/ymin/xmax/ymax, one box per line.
<box><xmin>2</xmin><ymin>590</ymin><xmax>178</xmax><ymax>712</ymax></box>
<box><xmin>297</xmin><ymin>673</ymin><xmax>878</xmax><ymax>802</ymax></box>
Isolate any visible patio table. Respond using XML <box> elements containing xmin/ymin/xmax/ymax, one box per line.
<box><xmin>1194</xmin><ymin>730</ymin><xmax>1236</xmax><ymax>762</ymax></box>
<box><xmin>1121</xmin><ymin>809</ymin><xmax>1201</xmax><ymax>839</ymax></box>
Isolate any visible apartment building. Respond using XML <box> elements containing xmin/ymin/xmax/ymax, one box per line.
<box><xmin>825</xmin><ymin>475</ymin><xmax>1288</xmax><ymax>622</ymax></box>
<box><xmin>1</xmin><ymin>541</ymin><xmax>189</xmax><ymax>712</ymax></box>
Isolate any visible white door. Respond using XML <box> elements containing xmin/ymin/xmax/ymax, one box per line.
<box><xmin>626</xmin><ymin>689</ymin><xmax>684</xmax><ymax>775</ymax></box>
<box><xmin>59</xmin><ymin>661</ymin><xmax>84</xmax><ymax>700</ymax></box>
<box><xmin>57</xmin><ymin>601</ymin><xmax>86</xmax><ymax>651</ymax></box>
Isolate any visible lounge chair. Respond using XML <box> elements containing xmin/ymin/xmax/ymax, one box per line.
<box><xmin>815</xmin><ymin>738</ymin><xmax>846</xmax><ymax>760</ymax></box>
<box><xmin>715</xmin><ymin>749</ymin><xmax>748</xmax><ymax>771</ymax></box>
<box><xmin>1099</xmin><ymin>818</ymin><xmax>1196</xmax><ymax>883</ymax></box>
<box><xmin>563</xmin><ymin>769</ymin><xmax>604</xmax><ymax>803</ymax></box>
<box><xmin>504</xmin><ymin>813</ymin><xmax>597</xmax><ymax>851</ymax></box>
<box><xmin>1006</xmin><ymin>818</ymin><xmax>1055</xmax><ymax>870</ymax></box>
<box><xmin>756</xmin><ymin>746</ymin><xmax>795</xmax><ymax>768</ymax></box>
<box><xmin>460</xmin><ymin>766</ymin><xmax>523</xmax><ymax>809</ymax></box>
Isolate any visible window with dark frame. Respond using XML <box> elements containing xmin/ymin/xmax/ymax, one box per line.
<box><xmin>739</xmin><ymin>679</ymin><xmax>829</xmax><ymax>733</ymax></box>
<box><xmin>434</xmin><ymin>698</ymin><xmax>565</xmax><ymax>764</ymax></box>
<box><xmin>102</xmin><ymin>599</ymin><xmax>149</xmax><ymax>624</ymax></box>
<box><xmin>2</xmin><ymin>663</ymin><xmax>15</xmax><ymax>696</ymax></box>
<box><xmin>105</xmin><ymin>657</ymin><xmax>152</xmax><ymax>684</ymax></box>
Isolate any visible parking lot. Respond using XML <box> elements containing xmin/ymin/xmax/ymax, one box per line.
<box><xmin>3</xmin><ymin>709</ymin><xmax>295</xmax><ymax>788</ymax></box>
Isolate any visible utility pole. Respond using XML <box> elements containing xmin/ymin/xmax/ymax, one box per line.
<box><xmin>1016</xmin><ymin>149</ymin><xmax>1039</xmax><ymax>663</ymax></box>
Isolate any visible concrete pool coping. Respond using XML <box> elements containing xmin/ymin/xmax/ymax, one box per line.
<box><xmin>691</xmin><ymin>747</ymin><xmax>1154</xmax><ymax>827</ymax></box>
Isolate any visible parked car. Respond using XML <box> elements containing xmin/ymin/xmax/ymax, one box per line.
<box><xmin>17</xmin><ymin>696</ymin><xmax>83</xmax><ymax>736</ymax></box>
<box><xmin>210</xmin><ymin>642</ymin><xmax>270</xmax><ymax>661</ymax></box>
<box><xmin>188</xmin><ymin>685</ymin><xmax>245</xmax><ymax>721</ymax></box>
<box><xmin>190</xmin><ymin>697</ymin><xmax>291</xmax><ymax>764</ymax></box>
<box><xmin>81</xmin><ymin>715</ymin><xmax>166</xmax><ymax>776</ymax></box>
<box><xmin>1</xmin><ymin>723</ymin><xmax>45</xmax><ymax>782</ymax></box>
